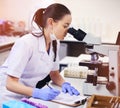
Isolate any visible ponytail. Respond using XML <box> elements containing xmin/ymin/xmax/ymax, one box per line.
<box><xmin>32</xmin><ymin>8</ymin><xmax>45</xmax><ymax>28</ymax></box>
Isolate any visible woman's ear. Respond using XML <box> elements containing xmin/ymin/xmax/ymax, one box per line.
<box><xmin>47</xmin><ymin>18</ymin><xmax>54</xmax><ymax>27</ymax></box>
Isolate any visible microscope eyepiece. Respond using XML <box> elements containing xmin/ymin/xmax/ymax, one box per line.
<box><xmin>68</xmin><ymin>27</ymin><xmax>86</xmax><ymax>41</ymax></box>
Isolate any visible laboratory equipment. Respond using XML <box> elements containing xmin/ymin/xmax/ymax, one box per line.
<box><xmin>68</xmin><ymin>27</ymin><xmax>120</xmax><ymax>96</ymax></box>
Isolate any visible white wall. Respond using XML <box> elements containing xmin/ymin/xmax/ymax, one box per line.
<box><xmin>55</xmin><ymin>0</ymin><xmax>120</xmax><ymax>43</ymax></box>
<box><xmin>0</xmin><ymin>0</ymin><xmax>120</xmax><ymax>43</ymax></box>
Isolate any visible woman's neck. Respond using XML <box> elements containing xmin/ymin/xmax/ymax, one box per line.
<box><xmin>44</xmin><ymin>29</ymin><xmax>51</xmax><ymax>51</ymax></box>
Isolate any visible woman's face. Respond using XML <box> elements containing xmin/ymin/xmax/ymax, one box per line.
<box><xmin>53</xmin><ymin>14</ymin><xmax>72</xmax><ymax>40</ymax></box>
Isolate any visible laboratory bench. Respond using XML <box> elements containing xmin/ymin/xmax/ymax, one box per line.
<box><xmin>59</xmin><ymin>55</ymin><xmax>113</xmax><ymax>97</ymax></box>
<box><xmin>35</xmin><ymin>55</ymin><xmax>115</xmax><ymax>108</ymax></box>
<box><xmin>0</xmin><ymin>39</ymin><xmax>116</xmax><ymax>107</ymax></box>
<box><xmin>29</xmin><ymin>69</ymin><xmax>87</xmax><ymax>108</ymax></box>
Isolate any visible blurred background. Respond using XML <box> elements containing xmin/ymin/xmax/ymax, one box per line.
<box><xmin>0</xmin><ymin>0</ymin><xmax>120</xmax><ymax>43</ymax></box>
<box><xmin>0</xmin><ymin>0</ymin><xmax>120</xmax><ymax>65</ymax></box>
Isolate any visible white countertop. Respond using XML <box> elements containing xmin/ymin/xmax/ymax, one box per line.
<box><xmin>0</xmin><ymin>36</ymin><xmax>19</xmax><ymax>46</ymax></box>
<box><xmin>29</xmin><ymin>60</ymin><xmax>115</xmax><ymax>108</ymax></box>
<box><xmin>29</xmin><ymin>69</ymin><xmax>87</xmax><ymax>108</ymax></box>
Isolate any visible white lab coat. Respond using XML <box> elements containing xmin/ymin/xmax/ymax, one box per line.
<box><xmin>0</xmin><ymin>33</ymin><xmax>60</xmax><ymax>105</ymax></box>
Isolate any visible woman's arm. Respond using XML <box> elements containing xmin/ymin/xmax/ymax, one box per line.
<box><xmin>50</xmin><ymin>70</ymin><xmax>65</xmax><ymax>86</ymax></box>
<box><xmin>50</xmin><ymin>71</ymin><xmax>80</xmax><ymax>96</ymax></box>
<box><xmin>6</xmin><ymin>75</ymin><xmax>33</xmax><ymax>97</ymax></box>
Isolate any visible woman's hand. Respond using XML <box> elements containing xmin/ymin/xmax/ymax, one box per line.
<box><xmin>62</xmin><ymin>82</ymin><xmax>80</xmax><ymax>96</ymax></box>
<box><xmin>32</xmin><ymin>87</ymin><xmax>60</xmax><ymax>100</ymax></box>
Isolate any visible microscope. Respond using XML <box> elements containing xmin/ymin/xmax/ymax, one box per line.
<box><xmin>68</xmin><ymin>27</ymin><xmax>120</xmax><ymax>96</ymax></box>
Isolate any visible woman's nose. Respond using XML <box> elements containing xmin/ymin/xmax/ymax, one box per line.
<box><xmin>66</xmin><ymin>28</ymin><xmax>69</xmax><ymax>32</ymax></box>
<box><xmin>65</xmin><ymin>29</ymin><xmax>68</xmax><ymax>34</ymax></box>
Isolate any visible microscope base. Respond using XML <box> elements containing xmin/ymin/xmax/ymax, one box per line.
<box><xmin>83</xmin><ymin>82</ymin><xmax>115</xmax><ymax>96</ymax></box>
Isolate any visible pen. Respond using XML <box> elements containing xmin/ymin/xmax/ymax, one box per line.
<box><xmin>46</xmin><ymin>82</ymin><xmax>53</xmax><ymax>89</ymax></box>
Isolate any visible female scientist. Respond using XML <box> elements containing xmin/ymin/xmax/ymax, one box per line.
<box><xmin>0</xmin><ymin>3</ymin><xmax>79</xmax><ymax>106</ymax></box>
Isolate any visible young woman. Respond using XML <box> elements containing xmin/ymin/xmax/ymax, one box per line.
<box><xmin>0</xmin><ymin>3</ymin><xmax>79</xmax><ymax>106</ymax></box>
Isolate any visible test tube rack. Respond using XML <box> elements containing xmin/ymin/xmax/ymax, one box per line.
<box><xmin>86</xmin><ymin>94</ymin><xmax>120</xmax><ymax>108</ymax></box>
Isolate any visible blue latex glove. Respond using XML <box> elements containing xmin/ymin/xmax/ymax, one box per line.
<box><xmin>32</xmin><ymin>87</ymin><xmax>60</xmax><ymax>101</ymax></box>
<box><xmin>62</xmin><ymin>82</ymin><xmax>80</xmax><ymax>96</ymax></box>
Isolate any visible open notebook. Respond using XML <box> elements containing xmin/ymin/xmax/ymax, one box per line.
<box><xmin>51</xmin><ymin>92</ymin><xmax>87</xmax><ymax>106</ymax></box>
<box><xmin>29</xmin><ymin>92</ymin><xmax>87</xmax><ymax>107</ymax></box>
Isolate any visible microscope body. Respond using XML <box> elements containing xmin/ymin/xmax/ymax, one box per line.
<box><xmin>94</xmin><ymin>44</ymin><xmax>120</xmax><ymax>96</ymax></box>
<box><xmin>83</xmin><ymin>44</ymin><xmax>120</xmax><ymax>96</ymax></box>
<box><xmin>68</xmin><ymin>27</ymin><xmax>120</xmax><ymax>96</ymax></box>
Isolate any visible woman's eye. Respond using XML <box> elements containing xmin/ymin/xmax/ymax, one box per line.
<box><xmin>63</xmin><ymin>25</ymin><xmax>68</xmax><ymax>28</ymax></box>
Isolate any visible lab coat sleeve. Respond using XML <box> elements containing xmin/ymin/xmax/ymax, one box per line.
<box><xmin>5</xmin><ymin>39</ymin><xmax>32</xmax><ymax>78</ymax></box>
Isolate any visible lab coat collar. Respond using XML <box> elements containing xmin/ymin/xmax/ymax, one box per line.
<box><xmin>38</xmin><ymin>36</ymin><xmax>60</xmax><ymax>53</ymax></box>
<box><xmin>38</xmin><ymin>36</ymin><xmax>46</xmax><ymax>53</ymax></box>
<box><xmin>38</xmin><ymin>36</ymin><xmax>53</xmax><ymax>66</ymax></box>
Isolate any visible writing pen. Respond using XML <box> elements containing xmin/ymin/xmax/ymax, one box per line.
<box><xmin>46</xmin><ymin>82</ymin><xmax>53</xmax><ymax>89</ymax></box>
